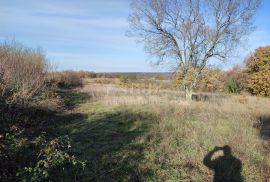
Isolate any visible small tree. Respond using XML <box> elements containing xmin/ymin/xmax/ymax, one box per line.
<box><xmin>246</xmin><ymin>46</ymin><xmax>270</xmax><ymax>96</ymax></box>
<box><xmin>128</xmin><ymin>0</ymin><xmax>261</xmax><ymax>100</ymax></box>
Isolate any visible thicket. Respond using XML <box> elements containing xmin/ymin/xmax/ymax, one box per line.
<box><xmin>0</xmin><ymin>42</ymin><xmax>84</xmax><ymax>181</ymax></box>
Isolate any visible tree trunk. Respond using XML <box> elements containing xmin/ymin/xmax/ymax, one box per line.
<box><xmin>185</xmin><ymin>86</ymin><xmax>193</xmax><ymax>101</ymax></box>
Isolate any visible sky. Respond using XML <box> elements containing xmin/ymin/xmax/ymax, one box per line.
<box><xmin>0</xmin><ymin>0</ymin><xmax>270</xmax><ymax>72</ymax></box>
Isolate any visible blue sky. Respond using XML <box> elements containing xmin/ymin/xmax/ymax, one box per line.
<box><xmin>1</xmin><ymin>0</ymin><xmax>269</xmax><ymax>72</ymax></box>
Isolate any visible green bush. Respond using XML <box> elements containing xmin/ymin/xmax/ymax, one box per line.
<box><xmin>20</xmin><ymin>135</ymin><xmax>85</xmax><ymax>181</ymax></box>
<box><xmin>225</xmin><ymin>77</ymin><xmax>242</xmax><ymax>93</ymax></box>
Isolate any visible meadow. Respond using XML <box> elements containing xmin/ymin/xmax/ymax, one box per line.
<box><xmin>1</xmin><ymin>43</ymin><xmax>270</xmax><ymax>181</ymax></box>
<box><xmin>56</xmin><ymin>78</ymin><xmax>270</xmax><ymax>181</ymax></box>
<box><xmin>2</xmin><ymin>0</ymin><xmax>269</xmax><ymax>180</ymax></box>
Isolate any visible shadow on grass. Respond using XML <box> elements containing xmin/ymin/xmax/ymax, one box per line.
<box><xmin>1</xmin><ymin>89</ymin><xmax>156</xmax><ymax>181</ymax></box>
<box><xmin>57</xmin><ymin>89</ymin><xmax>90</xmax><ymax>110</ymax></box>
<box><xmin>0</xmin><ymin>90</ymin><xmax>91</xmax><ymax>181</ymax></box>
<box><xmin>59</xmin><ymin>109</ymin><xmax>155</xmax><ymax>181</ymax></box>
<box><xmin>1</xmin><ymin>90</ymin><xmax>91</xmax><ymax>135</ymax></box>
<box><xmin>257</xmin><ymin>116</ymin><xmax>270</xmax><ymax>140</ymax></box>
<box><xmin>203</xmin><ymin>146</ymin><xmax>243</xmax><ymax>182</ymax></box>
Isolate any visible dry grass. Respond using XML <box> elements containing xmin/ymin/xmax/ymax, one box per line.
<box><xmin>75</xmin><ymin>81</ymin><xmax>270</xmax><ymax>181</ymax></box>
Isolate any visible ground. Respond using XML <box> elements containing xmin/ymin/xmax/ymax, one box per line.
<box><xmin>53</xmin><ymin>81</ymin><xmax>270</xmax><ymax>181</ymax></box>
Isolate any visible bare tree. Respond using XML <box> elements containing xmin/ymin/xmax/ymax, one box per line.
<box><xmin>128</xmin><ymin>0</ymin><xmax>261</xmax><ymax>100</ymax></box>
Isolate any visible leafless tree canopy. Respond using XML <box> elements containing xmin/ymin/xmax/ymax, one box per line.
<box><xmin>128</xmin><ymin>0</ymin><xmax>261</xmax><ymax>98</ymax></box>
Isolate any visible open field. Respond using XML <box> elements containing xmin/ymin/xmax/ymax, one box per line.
<box><xmin>54</xmin><ymin>80</ymin><xmax>270</xmax><ymax>181</ymax></box>
<box><xmin>1</xmin><ymin>1</ymin><xmax>270</xmax><ymax>181</ymax></box>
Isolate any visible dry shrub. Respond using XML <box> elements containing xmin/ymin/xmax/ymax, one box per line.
<box><xmin>0</xmin><ymin>41</ymin><xmax>49</xmax><ymax>104</ymax></box>
<box><xmin>56</xmin><ymin>70</ymin><xmax>83</xmax><ymax>88</ymax></box>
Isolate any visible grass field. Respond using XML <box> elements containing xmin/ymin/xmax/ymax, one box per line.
<box><xmin>55</xmin><ymin>81</ymin><xmax>270</xmax><ymax>181</ymax></box>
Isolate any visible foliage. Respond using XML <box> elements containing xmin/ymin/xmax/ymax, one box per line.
<box><xmin>246</xmin><ymin>46</ymin><xmax>270</xmax><ymax>96</ymax></box>
<box><xmin>224</xmin><ymin>65</ymin><xmax>247</xmax><ymax>94</ymax></box>
<box><xmin>174</xmin><ymin>66</ymin><xmax>197</xmax><ymax>89</ymax></box>
<box><xmin>21</xmin><ymin>135</ymin><xmax>85</xmax><ymax>181</ymax></box>
<box><xmin>1</xmin><ymin>127</ymin><xmax>85</xmax><ymax>181</ymax></box>
<box><xmin>198</xmin><ymin>68</ymin><xmax>226</xmax><ymax>92</ymax></box>
<box><xmin>175</xmin><ymin>67</ymin><xmax>227</xmax><ymax>92</ymax></box>
<box><xmin>0</xmin><ymin>42</ymin><xmax>85</xmax><ymax>181</ymax></box>
<box><xmin>225</xmin><ymin>78</ymin><xmax>242</xmax><ymax>93</ymax></box>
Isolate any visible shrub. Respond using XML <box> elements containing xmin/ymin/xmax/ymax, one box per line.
<box><xmin>225</xmin><ymin>77</ymin><xmax>242</xmax><ymax>93</ymax></box>
<box><xmin>56</xmin><ymin>71</ymin><xmax>83</xmax><ymax>88</ymax></box>
<box><xmin>20</xmin><ymin>135</ymin><xmax>85</xmax><ymax>181</ymax></box>
<box><xmin>0</xmin><ymin>41</ymin><xmax>49</xmax><ymax>105</ymax></box>
<box><xmin>0</xmin><ymin>128</ymin><xmax>85</xmax><ymax>181</ymax></box>
<box><xmin>224</xmin><ymin>65</ymin><xmax>247</xmax><ymax>94</ymax></box>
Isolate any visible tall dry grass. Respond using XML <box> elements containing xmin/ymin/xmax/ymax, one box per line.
<box><xmin>81</xmin><ymin>81</ymin><xmax>270</xmax><ymax>181</ymax></box>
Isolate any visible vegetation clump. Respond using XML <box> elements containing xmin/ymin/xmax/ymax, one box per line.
<box><xmin>0</xmin><ymin>42</ymin><xmax>84</xmax><ymax>181</ymax></box>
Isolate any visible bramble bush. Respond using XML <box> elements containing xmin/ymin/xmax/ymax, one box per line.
<box><xmin>20</xmin><ymin>135</ymin><xmax>85</xmax><ymax>181</ymax></box>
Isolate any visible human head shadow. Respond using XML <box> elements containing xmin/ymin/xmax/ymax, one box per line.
<box><xmin>58</xmin><ymin>109</ymin><xmax>156</xmax><ymax>181</ymax></box>
<box><xmin>203</xmin><ymin>145</ymin><xmax>243</xmax><ymax>182</ymax></box>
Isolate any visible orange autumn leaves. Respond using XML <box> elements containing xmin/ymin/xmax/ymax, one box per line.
<box><xmin>246</xmin><ymin>46</ymin><xmax>270</xmax><ymax>96</ymax></box>
<box><xmin>174</xmin><ymin>46</ymin><xmax>270</xmax><ymax>96</ymax></box>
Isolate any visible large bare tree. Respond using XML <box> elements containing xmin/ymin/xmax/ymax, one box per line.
<box><xmin>128</xmin><ymin>0</ymin><xmax>261</xmax><ymax>100</ymax></box>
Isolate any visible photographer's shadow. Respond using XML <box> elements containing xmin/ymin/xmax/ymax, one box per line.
<box><xmin>203</xmin><ymin>145</ymin><xmax>243</xmax><ymax>182</ymax></box>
